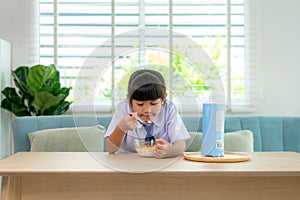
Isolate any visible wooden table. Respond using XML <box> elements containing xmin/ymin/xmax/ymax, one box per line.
<box><xmin>0</xmin><ymin>152</ymin><xmax>299</xmax><ymax>200</ymax></box>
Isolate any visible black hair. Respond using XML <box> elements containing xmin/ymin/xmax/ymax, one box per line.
<box><xmin>127</xmin><ymin>69</ymin><xmax>166</xmax><ymax>102</ymax></box>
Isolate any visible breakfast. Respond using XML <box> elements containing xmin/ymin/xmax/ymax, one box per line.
<box><xmin>135</xmin><ymin>140</ymin><xmax>156</xmax><ymax>157</ymax></box>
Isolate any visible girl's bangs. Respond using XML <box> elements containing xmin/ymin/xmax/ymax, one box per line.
<box><xmin>130</xmin><ymin>83</ymin><xmax>164</xmax><ymax>101</ymax></box>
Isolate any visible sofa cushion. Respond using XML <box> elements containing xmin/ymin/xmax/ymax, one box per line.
<box><xmin>28</xmin><ymin>125</ymin><xmax>106</xmax><ymax>152</ymax></box>
<box><xmin>186</xmin><ymin>130</ymin><xmax>254</xmax><ymax>152</ymax></box>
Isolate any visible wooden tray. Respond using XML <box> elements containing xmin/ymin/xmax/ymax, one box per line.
<box><xmin>183</xmin><ymin>152</ymin><xmax>250</xmax><ymax>163</ymax></box>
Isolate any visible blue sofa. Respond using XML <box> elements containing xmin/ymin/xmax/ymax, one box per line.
<box><xmin>12</xmin><ymin>115</ymin><xmax>300</xmax><ymax>153</ymax></box>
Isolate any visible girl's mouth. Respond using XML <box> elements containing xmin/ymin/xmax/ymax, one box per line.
<box><xmin>141</xmin><ymin>114</ymin><xmax>152</xmax><ymax>122</ymax></box>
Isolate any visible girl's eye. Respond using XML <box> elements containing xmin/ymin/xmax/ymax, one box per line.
<box><xmin>137</xmin><ymin>103</ymin><xmax>144</xmax><ymax>106</ymax></box>
<box><xmin>151</xmin><ymin>103</ymin><xmax>158</xmax><ymax>105</ymax></box>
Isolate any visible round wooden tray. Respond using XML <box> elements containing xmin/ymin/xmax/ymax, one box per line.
<box><xmin>183</xmin><ymin>152</ymin><xmax>250</xmax><ymax>163</ymax></box>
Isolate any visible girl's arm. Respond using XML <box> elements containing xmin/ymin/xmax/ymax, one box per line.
<box><xmin>153</xmin><ymin>138</ymin><xmax>186</xmax><ymax>158</ymax></box>
<box><xmin>106</xmin><ymin>126</ymin><xmax>126</xmax><ymax>154</ymax></box>
<box><xmin>106</xmin><ymin>113</ymin><xmax>138</xmax><ymax>154</ymax></box>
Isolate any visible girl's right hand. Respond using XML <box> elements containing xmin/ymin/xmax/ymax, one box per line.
<box><xmin>117</xmin><ymin>112</ymin><xmax>138</xmax><ymax>132</ymax></box>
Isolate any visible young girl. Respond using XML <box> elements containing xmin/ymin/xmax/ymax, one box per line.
<box><xmin>105</xmin><ymin>69</ymin><xmax>190</xmax><ymax>158</ymax></box>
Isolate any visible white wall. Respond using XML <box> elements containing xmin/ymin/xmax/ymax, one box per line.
<box><xmin>0</xmin><ymin>0</ymin><xmax>37</xmax><ymax>67</ymax></box>
<box><xmin>0</xmin><ymin>40</ymin><xmax>12</xmax><ymax>158</ymax></box>
<box><xmin>255</xmin><ymin>0</ymin><xmax>300</xmax><ymax>115</ymax></box>
<box><xmin>0</xmin><ymin>39</ymin><xmax>12</xmax><ymax>191</ymax></box>
<box><xmin>0</xmin><ymin>0</ymin><xmax>300</xmax><ymax>116</ymax></box>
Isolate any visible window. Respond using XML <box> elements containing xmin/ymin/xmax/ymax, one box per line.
<box><xmin>39</xmin><ymin>0</ymin><xmax>249</xmax><ymax>114</ymax></box>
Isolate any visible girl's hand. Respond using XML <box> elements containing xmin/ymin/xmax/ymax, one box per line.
<box><xmin>118</xmin><ymin>112</ymin><xmax>138</xmax><ymax>132</ymax></box>
<box><xmin>153</xmin><ymin>138</ymin><xmax>173</xmax><ymax>159</ymax></box>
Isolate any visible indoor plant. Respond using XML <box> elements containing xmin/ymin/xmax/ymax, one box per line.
<box><xmin>1</xmin><ymin>64</ymin><xmax>72</xmax><ymax>116</ymax></box>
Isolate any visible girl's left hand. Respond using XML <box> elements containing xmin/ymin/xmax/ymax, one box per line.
<box><xmin>153</xmin><ymin>138</ymin><xmax>172</xmax><ymax>159</ymax></box>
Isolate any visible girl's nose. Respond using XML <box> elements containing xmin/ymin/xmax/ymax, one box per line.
<box><xmin>143</xmin><ymin>105</ymin><xmax>151</xmax><ymax>113</ymax></box>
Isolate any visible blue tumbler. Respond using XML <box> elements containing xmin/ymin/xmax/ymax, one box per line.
<box><xmin>201</xmin><ymin>103</ymin><xmax>225</xmax><ymax>157</ymax></box>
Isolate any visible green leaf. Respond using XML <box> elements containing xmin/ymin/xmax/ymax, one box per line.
<box><xmin>1</xmin><ymin>99</ymin><xmax>30</xmax><ymax>116</ymax></box>
<box><xmin>1</xmin><ymin>87</ymin><xmax>32</xmax><ymax>116</ymax></box>
<box><xmin>43</xmin><ymin>101</ymin><xmax>72</xmax><ymax>115</ymax></box>
<box><xmin>1</xmin><ymin>87</ymin><xmax>23</xmax><ymax>104</ymax></box>
<box><xmin>31</xmin><ymin>91</ymin><xmax>65</xmax><ymax>112</ymax></box>
<box><xmin>1</xmin><ymin>64</ymin><xmax>72</xmax><ymax>116</ymax></box>
<box><xmin>27</xmin><ymin>64</ymin><xmax>58</xmax><ymax>94</ymax></box>
<box><xmin>12</xmin><ymin>66</ymin><xmax>29</xmax><ymax>92</ymax></box>
<box><xmin>53</xmin><ymin>87</ymin><xmax>72</xmax><ymax>97</ymax></box>
<box><xmin>42</xmin><ymin>82</ymin><xmax>61</xmax><ymax>94</ymax></box>
<box><xmin>1</xmin><ymin>99</ymin><xmax>12</xmax><ymax>112</ymax></box>
<box><xmin>11</xmin><ymin>103</ymin><xmax>31</xmax><ymax>116</ymax></box>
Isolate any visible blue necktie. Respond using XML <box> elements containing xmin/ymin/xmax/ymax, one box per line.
<box><xmin>144</xmin><ymin>123</ymin><xmax>154</xmax><ymax>142</ymax></box>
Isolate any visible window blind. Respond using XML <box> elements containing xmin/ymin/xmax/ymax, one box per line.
<box><xmin>39</xmin><ymin>0</ymin><xmax>249</xmax><ymax>114</ymax></box>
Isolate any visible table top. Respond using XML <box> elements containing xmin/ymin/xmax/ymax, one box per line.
<box><xmin>0</xmin><ymin>152</ymin><xmax>299</xmax><ymax>176</ymax></box>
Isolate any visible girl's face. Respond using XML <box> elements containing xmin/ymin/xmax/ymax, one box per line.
<box><xmin>131</xmin><ymin>98</ymin><xmax>164</xmax><ymax>122</ymax></box>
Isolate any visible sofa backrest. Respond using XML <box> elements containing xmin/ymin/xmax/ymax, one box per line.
<box><xmin>12</xmin><ymin>115</ymin><xmax>300</xmax><ymax>153</ymax></box>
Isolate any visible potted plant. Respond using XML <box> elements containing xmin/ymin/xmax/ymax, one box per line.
<box><xmin>1</xmin><ymin>64</ymin><xmax>72</xmax><ymax>116</ymax></box>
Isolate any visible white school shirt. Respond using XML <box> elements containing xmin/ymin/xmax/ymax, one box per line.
<box><xmin>105</xmin><ymin>99</ymin><xmax>190</xmax><ymax>152</ymax></box>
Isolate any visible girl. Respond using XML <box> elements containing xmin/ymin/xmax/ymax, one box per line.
<box><xmin>105</xmin><ymin>69</ymin><xmax>190</xmax><ymax>158</ymax></box>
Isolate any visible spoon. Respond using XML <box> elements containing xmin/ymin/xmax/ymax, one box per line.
<box><xmin>128</xmin><ymin>113</ymin><xmax>152</xmax><ymax>126</ymax></box>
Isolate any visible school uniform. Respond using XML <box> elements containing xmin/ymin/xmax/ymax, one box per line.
<box><xmin>105</xmin><ymin>99</ymin><xmax>190</xmax><ymax>152</ymax></box>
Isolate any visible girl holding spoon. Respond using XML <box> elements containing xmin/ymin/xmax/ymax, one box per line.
<box><xmin>105</xmin><ymin>69</ymin><xmax>190</xmax><ymax>158</ymax></box>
